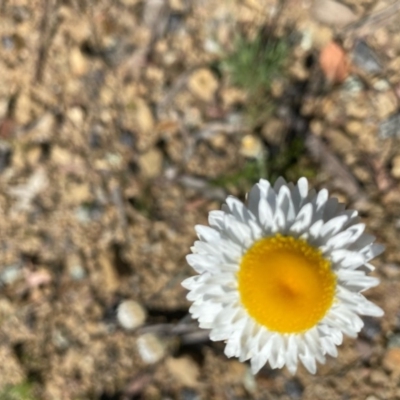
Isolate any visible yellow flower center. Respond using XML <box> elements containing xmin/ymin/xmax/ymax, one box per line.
<box><xmin>238</xmin><ymin>234</ymin><xmax>336</xmax><ymax>333</ymax></box>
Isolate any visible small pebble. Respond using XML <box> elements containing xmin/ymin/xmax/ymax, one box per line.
<box><xmin>165</xmin><ymin>356</ymin><xmax>200</xmax><ymax>388</ymax></box>
<box><xmin>369</xmin><ymin>370</ymin><xmax>387</xmax><ymax>385</ymax></box>
<box><xmin>342</xmin><ymin>76</ymin><xmax>364</xmax><ymax>93</ymax></box>
<box><xmin>52</xmin><ymin>330</ymin><xmax>70</xmax><ymax>351</ymax></box>
<box><xmin>66</xmin><ymin>253</ymin><xmax>86</xmax><ymax>281</ymax></box>
<box><xmin>284</xmin><ymin>378</ymin><xmax>304</xmax><ymax>399</ymax></box>
<box><xmin>0</xmin><ymin>264</ymin><xmax>22</xmax><ymax>285</ymax></box>
<box><xmin>75</xmin><ymin>206</ymin><xmax>92</xmax><ymax>223</ymax></box>
<box><xmin>2</xmin><ymin>36</ymin><xmax>14</xmax><ymax>50</ymax></box>
<box><xmin>382</xmin><ymin>263</ymin><xmax>400</xmax><ymax>279</ymax></box>
<box><xmin>352</xmin><ymin>40</ymin><xmax>382</xmax><ymax>74</ymax></box>
<box><xmin>181</xmin><ymin>389</ymin><xmax>201</xmax><ymax>400</ymax></box>
<box><xmin>361</xmin><ymin>316</ymin><xmax>381</xmax><ymax>341</ymax></box>
<box><xmin>117</xmin><ymin>300</ymin><xmax>147</xmax><ymax>331</ymax></box>
<box><xmin>373</xmin><ymin>79</ymin><xmax>390</xmax><ymax>92</ymax></box>
<box><xmin>119</xmin><ymin>130</ymin><xmax>135</xmax><ymax>148</ymax></box>
<box><xmin>167</xmin><ymin>13</ymin><xmax>184</xmax><ymax>33</ymax></box>
<box><xmin>391</xmin><ymin>156</ymin><xmax>400</xmax><ymax>179</ymax></box>
<box><xmin>75</xmin><ymin>203</ymin><xmax>103</xmax><ymax>223</ymax></box>
<box><xmin>395</xmin><ymin>312</ymin><xmax>400</xmax><ymax>331</ymax></box>
<box><xmin>138</xmin><ymin>148</ymin><xmax>163</xmax><ymax>179</ymax></box>
<box><xmin>89</xmin><ymin>125</ymin><xmax>103</xmax><ymax>148</ymax></box>
<box><xmin>136</xmin><ymin>333</ymin><xmax>165</xmax><ymax>364</ymax></box>
<box><xmin>382</xmin><ymin>348</ymin><xmax>400</xmax><ymax>373</ymax></box>
<box><xmin>69</xmin><ymin>264</ymin><xmax>86</xmax><ymax>281</ymax></box>
<box><xmin>188</xmin><ymin>68</ymin><xmax>218</xmax><ymax>102</ymax></box>
<box><xmin>387</xmin><ymin>334</ymin><xmax>400</xmax><ymax>349</ymax></box>
<box><xmin>379</xmin><ymin>113</ymin><xmax>400</xmax><ymax>139</ymax></box>
<box><xmin>105</xmin><ymin>152</ymin><xmax>122</xmax><ymax>167</ymax></box>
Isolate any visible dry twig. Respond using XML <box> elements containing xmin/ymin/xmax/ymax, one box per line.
<box><xmin>305</xmin><ymin>133</ymin><xmax>367</xmax><ymax>202</ymax></box>
<box><xmin>344</xmin><ymin>0</ymin><xmax>400</xmax><ymax>37</ymax></box>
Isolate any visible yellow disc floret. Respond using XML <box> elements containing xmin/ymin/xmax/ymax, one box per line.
<box><xmin>238</xmin><ymin>234</ymin><xmax>336</xmax><ymax>333</ymax></box>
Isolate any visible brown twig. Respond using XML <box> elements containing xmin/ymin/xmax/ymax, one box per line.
<box><xmin>138</xmin><ymin>321</ymin><xmax>211</xmax><ymax>345</ymax></box>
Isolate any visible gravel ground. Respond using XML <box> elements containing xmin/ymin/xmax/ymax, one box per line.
<box><xmin>1</xmin><ymin>0</ymin><xmax>400</xmax><ymax>399</ymax></box>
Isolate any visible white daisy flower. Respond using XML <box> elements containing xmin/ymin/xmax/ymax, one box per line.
<box><xmin>182</xmin><ymin>177</ymin><xmax>384</xmax><ymax>374</ymax></box>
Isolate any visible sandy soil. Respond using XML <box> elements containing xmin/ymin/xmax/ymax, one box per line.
<box><xmin>1</xmin><ymin>0</ymin><xmax>400</xmax><ymax>399</ymax></box>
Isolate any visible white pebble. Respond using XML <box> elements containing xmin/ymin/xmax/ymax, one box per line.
<box><xmin>117</xmin><ymin>300</ymin><xmax>146</xmax><ymax>330</ymax></box>
<box><xmin>137</xmin><ymin>333</ymin><xmax>165</xmax><ymax>364</ymax></box>
<box><xmin>0</xmin><ymin>265</ymin><xmax>22</xmax><ymax>285</ymax></box>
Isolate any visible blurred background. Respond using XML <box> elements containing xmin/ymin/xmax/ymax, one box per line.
<box><xmin>1</xmin><ymin>0</ymin><xmax>400</xmax><ymax>399</ymax></box>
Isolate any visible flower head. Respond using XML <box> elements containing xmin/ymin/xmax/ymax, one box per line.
<box><xmin>182</xmin><ymin>177</ymin><xmax>384</xmax><ymax>374</ymax></box>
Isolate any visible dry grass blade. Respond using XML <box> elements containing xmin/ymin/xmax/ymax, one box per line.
<box><xmin>35</xmin><ymin>0</ymin><xmax>62</xmax><ymax>83</ymax></box>
<box><xmin>305</xmin><ymin>133</ymin><xmax>367</xmax><ymax>202</ymax></box>
<box><xmin>344</xmin><ymin>0</ymin><xmax>400</xmax><ymax>36</ymax></box>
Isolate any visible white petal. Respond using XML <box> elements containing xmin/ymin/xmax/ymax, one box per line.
<box><xmin>323</xmin><ymin>197</ymin><xmax>341</xmax><ymax>221</ymax></box>
<box><xmin>285</xmin><ymin>335</ymin><xmax>299</xmax><ymax>374</ymax></box>
<box><xmin>258</xmin><ymin>179</ymin><xmax>278</xmax><ymax>214</ymax></box>
<box><xmin>224</xmin><ymin>318</ymin><xmax>249</xmax><ymax>357</ymax></box>
<box><xmin>195</xmin><ymin>225</ymin><xmax>220</xmax><ymax>242</ymax></box>
<box><xmin>319</xmin><ymin>336</ymin><xmax>338</xmax><ymax>358</ymax></box>
<box><xmin>363</xmin><ymin>243</ymin><xmax>385</xmax><ymax>261</ymax></box>
<box><xmin>273</xmin><ymin>207</ymin><xmax>286</xmax><ymax>233</ymax></box>
<box><xmin>303</xmin><ymin>219</ymin><xmax>324</xmax><ymax>243</ymax></box>
<box><xmin>325</xmin><ymin>306</ymin><xmax>363</xmax><ymax>337</ymax></box>
<box><xmin>297</xmin><ymin>177</ymin><xmax>309</xmax><ymax>201</ymax></box>
<box><xmin>348</xmin><ymin>233</ymin><xmax>376</xmax><ymax>252</ymax></box>
<box><xmin>358</xmin><ymin>299</ymin><xmax>384</xmax><ymax>317</ymax></box>
<box><xmin>273</xmin><ymin>176</ymin><xmax>287</xmax><ymax>193</ymax></box>
<box><xmin>182</xmin><ymin>274</ymin><xmax>204</xmax><ymax>290</ymax></box>
<box><xmin>211</xmin><ymin>307</ymin><xmax>244</xmax><ymax>340</ymax></box>
<box><xmin>336</xmin><ymin>269</ymin><xmax>380</xmax><ymax>290</ymax></box>
<box><xmin>186</xmin><ymin>254</ymin><xmax>216</xmax><ymax>273</ymax></box>
<box><xmin>189</xmin><ymin>301</ymin><xmax>223</xmax><ymax>322</ymax></box>
<box><xmin>304</xmin><ymin>329</ymin><xmax>325</xmax><ymax>364</ymax></box>
<box><xmin>258</xmin><ymin>196</ymin><xmax>276</xmax><ymax>233</ymax></box>
<box><xmin>258</xmin><ymin>178</ymin><xmax>272</xmax><ymax>192</ymax></box>
<box><xmin>324</xmin><ymin>223</ymin><xmax>365</xmax><ymax>251</ymax></box>
<box><xmin>315</xmin><ymin>189</ymin><xmax>329</xmax><ymax>211</ymax></box>
<box><xmin>192</xmin><ymin>240</ymin><xmax>241</xmax><ymax>266</ymax></box>
<box><xmin>223</xmin><ymin>214</ymin><xmax>254</xmax><ymax>249</ymax></box>
<box><xmin>267</xmin><ymin>334</ymin><xmax>285</xmax><ymax>369</ymax></box>
<box><xmin>208</xmin><ymin>210</ymin><xmax>225</xmax><ymax>230</ymax></box>
<box><xmin>318</xmin><ymin>323</ymin><xmax>343</xmax><ymax>346</ymax></box>
<box><xmin>247</xmin><ymin>183</ymin><xmax>262</xmax><ymax>220</ymax></box>
<box><xmin>222</xmin><ymin>200</ymin><xmax>264</xmax><ymax>241</ymax></box>
<box><xmin>336</xmin><ymin>287</ymin><xmax>384</xmax><ymax>317</ymax></box>
<box><xmin>299</xmin><ymin>347</ymin><xmax>317</xmax><ymax>374</ymax></box>
<box><xmin>225</xmin><ymin>196</ymin><xmax>255</xmax><ymax>224</ymax></box>
<box><xmin>238</xmin><ymin>319</ymin><xmax>258</xmax><ymax>361</ymax></box>
<box><xmin>319</xmin><ymin>215</ymin><xmax>350</xmax><ymax>241</ymax></box>
<box><xmin>289</xmin><ymin>203</ymin><xmax>313</xmax><ymax>235</ymax></box>
<box><xmin>250</xmin><ymin>352</ymin><xmax>268</xmax><ymax>374</ymax></box>
<box><xmin>189</xmin><ymin>300</ymin><xmax>223</xmax><ymax>327</ymax></box>
<box><xmin>276</xmin><ymin>185</ymin><xmax>296</xmax><ymax>226</ymax></box>
<box><xmin>329</xmin><ymin>249</ymin><xmax>366</xmax><ymax>270</ymax></box>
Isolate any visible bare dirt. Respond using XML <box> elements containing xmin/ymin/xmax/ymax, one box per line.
<box><xmin>1</xmin><ymin>0</ymin><xmax>400</xmax><ymax>399</ymax></box>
